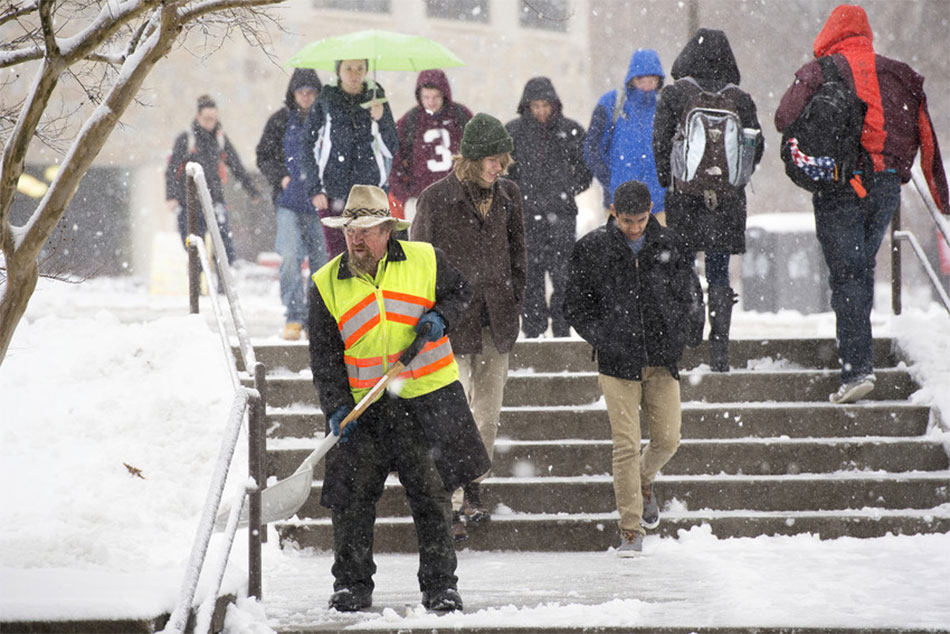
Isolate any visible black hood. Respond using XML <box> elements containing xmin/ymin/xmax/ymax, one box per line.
<box><xmin>671</xmin><ymin>28</ymin><xmax>741</xmax><ymax>85</ymax></box>
<box><xmin>516</xmin><ymin>76</ymin><xmax>562</xmax><ymax>117</ymax></box>
<box><xmin>284</xmin><ymin>68</ymin><xmax>322</xmax><ymax>111</ymax></box>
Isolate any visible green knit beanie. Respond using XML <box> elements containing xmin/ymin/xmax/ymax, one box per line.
<box><xmin>460</xmin><ymin>113</ymin><xmax>514</xmax><ymax>160</ymax></box>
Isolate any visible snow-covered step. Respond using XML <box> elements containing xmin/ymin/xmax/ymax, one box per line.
<box><xmin>264</xmin><ymin>401</ymin><xmax>931</xmax><ymax>440</ymax></box>
<box><xmin>241</xmin><ymin>337</ymin><xmax>901</xmax><ymax>374</ymax></box>
<box><xmin>275</xmin><ymin>504</ymin><xmax>950</xmax><ymax>551</ymax></box>
<box><xmin>279</xmin><ymin>471</ymin><xmax>950</xmax><ymax>524</ymax></box>
<box><xmin>266</xmin><ymin>436</ymin><xmax>948</xmax><ymax>480</ymax></box>
<box><xmin>255</xmin><ymin>366</ymin><xmax>918</xmax><ymax>408</ymax></box>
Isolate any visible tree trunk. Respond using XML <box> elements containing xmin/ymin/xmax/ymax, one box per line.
<box><xmin>0</xmin><ymin>252</ymin><xmax>39</xmax><ymax>364</ymax></box>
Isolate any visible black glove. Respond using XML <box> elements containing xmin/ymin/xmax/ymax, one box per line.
<box><xmin>416</xmin><ymin>311</ymin><xmax>445</xmax><ymax>341</ymax></box>
<box><xmin>328</xmin><ymin>404</ymin><xmax>356</xmax><ymax>443</ymax></box>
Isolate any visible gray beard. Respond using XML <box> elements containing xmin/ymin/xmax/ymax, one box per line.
<box><xmin>347</xmin><ymin>251</ymin><xmax>378</xmax><ymax>277</ymax></box>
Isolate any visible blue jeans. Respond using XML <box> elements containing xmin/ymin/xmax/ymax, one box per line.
<box><xmin>275</xmin><ymin>206</ymin><xmax>327</xmax><ymax>325</ymax></box>
<box><xmin>814</xmin><ymin>172</ymin><xmax>901</xmax><ymax>382</ymax></box>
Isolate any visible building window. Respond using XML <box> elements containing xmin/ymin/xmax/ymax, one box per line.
<box><xmin>520</xmin><ymin>0</ymin><xmax>569</xmax><ymax>32</ymax></box>
<box><xmin>426</xmin><ymin>0</ymin><xmax>489</xmax><ymax>23</ymax></box>
<box><xmin>313</xmin><ymin>0</ymin><xmax>390</xmax><ymax>12</ymax></box>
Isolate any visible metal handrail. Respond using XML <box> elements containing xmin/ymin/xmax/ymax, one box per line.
<box><xmin>161</xmin><ymin>163</ymin><xmax>267</xmax><ymax>634</ymax></box>
<box><xmin>890</xmin><ymin>165</ymin><xmax>950</xmax><ymax>316</ymax></box>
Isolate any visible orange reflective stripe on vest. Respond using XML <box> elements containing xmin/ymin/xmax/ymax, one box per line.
<box><xmin>343</xmin><ymin>353</ymin><xmax>385</xmax><ymax>388</ymax></box>
<box><xmin>345</xmin><ymin>336</ymin><xmax>454</xmax><ymax>388</ymax></box>
<box><xmin>382</xmin><ymin>290</ymin><xmax>434</xmax><ymax>326</ymax></box>
<box><xmin>338</xmin><ymin>293</ymin><xmax>380</xmax><ymax>348</ymax></box>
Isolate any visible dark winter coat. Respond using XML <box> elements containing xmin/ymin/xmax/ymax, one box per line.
<box><xmin>585</xmin><ymin>49</ymin><xmax>666</xmax><ymax>209</ymax></box>
<box><xmin>255</xmin><ymin>69</ymin><xmax>323</xmax><ymax>210</ymax></box>
<box><xmin>300</xmin><ymin>81</ymin><xmax>399</xmax><ymax>201</ymax></box>
<box><xmin>563</xmin><ymin>215</ymin><xmax>704</xmax><ymax>381</ymax></box>
<box><xmin>505</xmin><ymin>77</ymin><xmax>592</xmax><ymax>231</ymax></box>
<box><xmin>773</xmin><ymin>6</ymin><xmax>948</xmax><ymax>212</ymax></box>
<box><xmin>652</xmin><ymin>29</ymin><xmax>763</xmax><ymax>254</ymax></box>
<box><xmin>412</xmin><ymin>172</ymin><xmax>527</xmax><ymax>355</ymax></box>
<box><xmin>390</xmin><ymin>70</ymin><xmax>473</xmax><ymax>202</ymax></box>
<box><xmin>165</xmin><ymin>120</ymin><xmax>260</xmax><ymax>206</ymax></box>
<box><xmin>307</xmin><ymin>239</ymin><xmax>490</xmax><ymax>507</ymax></box>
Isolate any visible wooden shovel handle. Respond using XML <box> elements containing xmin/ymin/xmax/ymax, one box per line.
<box><xmin>338</xmin><ymin>322</ymin><xmax>433</xmax><ymax>432</ymax></box>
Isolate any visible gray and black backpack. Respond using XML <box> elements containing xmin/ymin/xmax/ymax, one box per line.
<box><xmin>670</xmin><ymin>77</ymin><xmax>758</xmax><ymax>208</ymax></box>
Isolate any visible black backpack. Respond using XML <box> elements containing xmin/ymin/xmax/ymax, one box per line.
<box><xmin>780</xmin><ymin>56</ymin><xmax>870</xmax><ymax>195</ymax></box>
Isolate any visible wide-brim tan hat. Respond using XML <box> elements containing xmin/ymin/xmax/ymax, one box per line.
<box><xmin>321</xmin><ymin>184</ymin><xmax>411</xmax><ymax>231</ymax></box>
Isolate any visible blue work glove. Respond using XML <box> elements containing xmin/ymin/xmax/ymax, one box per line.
<box><xmin>328</xmin><ymin>404</ymin><xmax>356</xmax><ymax>444</ymax></box>
<box><xmin>416</xmin><ymin>311</ymin><xmax>445</xmax><ymax>342</ymax></box>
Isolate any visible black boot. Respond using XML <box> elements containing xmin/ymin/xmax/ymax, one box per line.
<box><xmin>708</xmin><ymin>286</ymin><xmax>737</xmax><ymax>373</ymax></box>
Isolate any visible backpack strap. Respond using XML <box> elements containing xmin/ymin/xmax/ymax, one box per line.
<box><xmin>604</xmin><ymin>85</ymin><xmax>628</xmax><ymax>155</ymax></box>
<box><xmin>610</xmin><ymin>84</ymin><xmax>627</xmax><ymax>125</ymax></box>
<box><xmin>817</xmin><ymin>55</ymin><xmax>843</xmax><ymax>84</ymax></box>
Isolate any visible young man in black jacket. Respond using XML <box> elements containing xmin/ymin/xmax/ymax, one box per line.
<box><xmin>563</xmin><ymin>180</ymin><xmax>703</xmax><ymax>556</ymax></box>
<box><xmin>505</xmin><ymin>77</ymin><xmax>591</xmax><ymax>338</ymax></box>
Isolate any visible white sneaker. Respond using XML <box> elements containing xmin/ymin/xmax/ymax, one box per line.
<box><xmin>616</xmin><ymin>530</ymin><xmax>643</xmax><ymax>557</ymax></box>
<box><xmin>829</xmin><ymin>374</ymin><xmax>876</xmax><ymax>404</ymax></box>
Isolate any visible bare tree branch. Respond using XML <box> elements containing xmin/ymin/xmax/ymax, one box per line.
<box><xmin>0</xmin><ymin>0</ymin><xmax>39</xmax><ymax>28</ymax></box>
<box><xmin>1</xmin><ymin>0</ymin><xmax>285</xmax><ymax>364</ymax></box>
<box><xmin>178</xmin><ymin>0</ymin><xmax>282</xmax><ymax>22</ymax></box>
<box><xmin>39</xmin><ymin>0</ymin><xmax>62</xmax><ymax>58</ymax></box>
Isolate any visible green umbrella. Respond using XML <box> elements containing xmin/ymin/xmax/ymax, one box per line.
<box><xmin>286</xmin><ymin>28</ymin><xmax>465</xmax><ymax>73</ymax></box>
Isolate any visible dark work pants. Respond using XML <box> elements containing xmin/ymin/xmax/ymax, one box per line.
<box><xmin>330</xmin><ymin>396</ymin><xmax>457</xmax><ymax>596</ymax></box>
<box><xmin>813</xmin><ymin>172</ymin><xmax>901</xmax><ymax>382</ymax></box>
<box><xmin>522</xmin><ymin>216</ymin><xmax>576</xmax><ymax>338</ymax></box>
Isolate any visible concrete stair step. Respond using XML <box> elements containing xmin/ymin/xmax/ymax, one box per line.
<box><xmin>257</xmin><ymin>368</ymin><xmax>917</xmax><ymax>409</ymax></box>
<box><xmin>265</xmin><ymin>401</ymin><xmax>931</xmax><ymax>440</ymax></box>
<box><xmin>283</xmin><ymin>472</ymin><xmax>950</xmax><ymax>520</ymax></box>
<box><xmin>502</xmin><ymin>368</ymin><xmax>917</xmax><ymax>407</ymax></box>
<box><xmin>267</xmin><ymin>436</ymin><xmax>948</xmax><ymax>481</ymax></box>
<box><xmin>242</xmin><ymin>337</ymin><xmax>901</xmax><ymax>374</ymax></box>
<box><xmin>275</xmin><ymin>507</ymin><xmax>950</xmax><ymax>553</ymax></box>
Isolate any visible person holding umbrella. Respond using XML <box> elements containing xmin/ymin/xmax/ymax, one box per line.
<box><xmin>300</xmin><ymin>59</ymin><xmax>399</xmax><ymax>259</ymax></box>
<box><xmin>307</xmin><ymin>184</ymin><xmax>489</xmax><ymax>613</ymax></box>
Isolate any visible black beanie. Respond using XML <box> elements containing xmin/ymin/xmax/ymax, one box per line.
<box><xmin>460</xmin><ymin>113</ymin><xmax>514</xmax><ymax>160</ymax></box>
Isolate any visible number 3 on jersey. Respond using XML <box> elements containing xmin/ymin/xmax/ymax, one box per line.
<box><xmin>424</xmin><ymin>128</ymin><xmax>453</xmax><ymax>173</ymax></box>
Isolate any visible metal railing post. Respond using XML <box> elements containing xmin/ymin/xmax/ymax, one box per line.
<box><xmin>186</xmin><ymin>175</ymin><xmax>201</xmax><ymax>314</ymax></box>
<box><xmin>247</xmin><ymin>361</ymin><xmax>267</xmax><ymax>599</ymax></box>
<box><xmin>891</xmin><ymin>200</ymin><xmax>902</xmax><ymax>315</ymax></box>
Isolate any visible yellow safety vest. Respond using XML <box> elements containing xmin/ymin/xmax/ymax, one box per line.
<box><xmin>313</xmin><ymin>240</ymin><xmax>458</xmax><ymax>403</ymax></box>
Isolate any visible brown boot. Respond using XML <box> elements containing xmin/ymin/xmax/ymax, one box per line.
<box><xmin>451</xmin><ymin>510</ymin><xmax>468</xmax><ymax>542</ymax></box>
<box><xmin>462</xmin><ymin>482</ymin><xmax>491</xmax><ymax>525</ymax></box>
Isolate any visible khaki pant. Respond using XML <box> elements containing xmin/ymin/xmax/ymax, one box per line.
<box><xmin>598</xmin><ymin>368</ymin><xmax>681</xmax><ymax>535</ymax></box>
<box><xmin>452</xmin><ymin>327</ymin><xmax>509</xmax><ymax>510</ymax></box>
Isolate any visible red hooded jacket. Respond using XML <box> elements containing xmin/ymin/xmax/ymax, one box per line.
<box><xmin>390</xmin><ymin>70</ymin><xmax>473</xmax><ymax>202</ymax></box>
<box><xmin>775</xmin><ymin>4</ymin><xmax>948</xmax><ymax>213</ymax></box>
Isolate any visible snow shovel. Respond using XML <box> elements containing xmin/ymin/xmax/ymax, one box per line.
<box><xmin>214</xmin><ymin>324</ymin><xmax>433</xmax><ymax>532</ymax></box>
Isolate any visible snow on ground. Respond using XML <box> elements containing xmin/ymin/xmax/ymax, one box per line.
<box><xmin>2</xmin><ymin>271</ymin><xmax>950</xmax><ymax>630</ymax></box>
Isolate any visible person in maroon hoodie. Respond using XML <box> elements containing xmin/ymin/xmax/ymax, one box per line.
<box><xmin>775</xmin><ymin>3</ymin><xmax>948</xmax><ymax>405</ymax></box>
<box><xmin>390</xmin><ymin>70</ymin><xmax>473</xmax><ymax>220</ymax></box>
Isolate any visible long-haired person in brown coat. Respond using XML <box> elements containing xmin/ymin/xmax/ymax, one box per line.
<box><xmin>412</xmin><ymin>113</ymin><xmax>527</xmax><ymax>542</ymax></box>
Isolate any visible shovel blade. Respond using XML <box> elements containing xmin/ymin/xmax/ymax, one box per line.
<box><xmin>214</xmin><ymin>468</ymin><xmax>314</xmax><ymax>532</ymax></box>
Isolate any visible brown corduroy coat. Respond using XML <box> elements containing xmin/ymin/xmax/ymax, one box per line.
<box><xmin>412</xmin><ymin>172</ymin><xmax>526</xmax><ymax>355</ymax></box>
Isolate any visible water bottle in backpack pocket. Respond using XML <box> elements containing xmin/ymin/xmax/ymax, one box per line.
<box><xmin>670</xmin><ymin>78</ymin><xmax>756</xmax><ymax>206</ymax></box>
